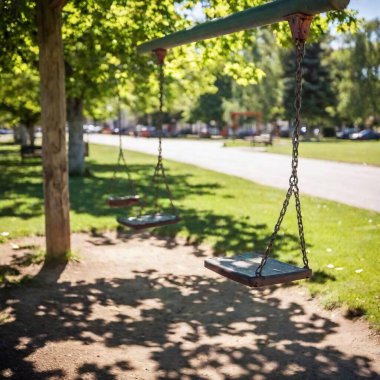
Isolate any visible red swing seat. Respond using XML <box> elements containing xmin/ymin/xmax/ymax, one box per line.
<box><xmin>107</xmin><ymin>195</ymin><xmax>140</xmax><ymax>208</ymax></box>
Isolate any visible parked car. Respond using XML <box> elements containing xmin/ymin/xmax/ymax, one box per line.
<box><xmin>336</xmin><ymin>127</ymin><xmax>358</xmax><ymax>139</ymax></box>
<box><xmin>112</xmin><ymin>127</ymin><xmax>129</xmax><ymax>135</ymax></box>
<box><xmin>178</xmin><ymin>127</ymin><xmax>192</xmax><ymax>136</ymax></box>
<box><xmin>101</xmin><ymin>126</ymin><xmax>113</xmax><ymax>134</ymax></box>
<box><xmin>236</xmin><ymin>128</ymin><xmax>254</xmax><ymax>139</ymax></box>
<box><xmin>350</xmin><ymin>130</ymin><xmax>380</xmax><ymax>141</ymax></box>
<box><xmin>83</xmin><ymin>124</ymin><xmax>102</xmax><ymax>133</ymax></box>
<box><xmin>139</xmin><ymin>126</ymin><xmax>157</xmax><ymax>138</ymax></box>
<box><xmin>279</xmin><ymin>125</ymin><xmax>290</xmax><ymax>138</ymax></box>
<box><xmin>0</xmin><ymin>128</ymin><xmax>12</xmax><ymax>135</ymax></box>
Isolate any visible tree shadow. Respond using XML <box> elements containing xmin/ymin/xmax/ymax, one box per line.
<box><xmin>69</xmin><ymin>161</ymin><xmax>223</xmax><ymax>218</ymax></box>
<box><xmin>1</xmin><ymin>142</ymin><xmax>317</xmax><ymax>273</ymax></box>
<box><xmin>114</xmin><ymin>206</ymin><xmax>307</xmax><ymax>265</ymax></box>
<box><xmin>0</xmin><ymin>261</ymin><xmax>377</xmax><ymax>379</ymax></box>
<box><xmin>0</xmin><ymin>146</ymin><xmax>44</xmax><ymax>219</ymax></box>
<box><xmin>0</xmin><ymin>149</ymin><xmax>223</xmax><ymax>221</ymax></box>
<box><xmin>0</xmin><ymin>144</ymin><xmax>306</xmax><ymax>255</ymax></box>
<box><xmin>309</xmin><ymin>270</ymin><xmax>336</xmax><ymax>284</ymax></box>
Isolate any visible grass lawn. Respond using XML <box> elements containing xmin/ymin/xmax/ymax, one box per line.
<box><xmin>1</xmin><ymin>141</ymin><xmax>380</xmax><ymax>330</ymax></box>
<box><xmin>224</xmin><ymin>138</ymin><xmax>380</xmax><ymax>167</ymax></box>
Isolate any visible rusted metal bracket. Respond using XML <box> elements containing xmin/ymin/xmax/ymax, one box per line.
<box><xmin>153</xmin><ymin>48</ymin><xmax>167</xmax><ymax>66</ymax></box>
<box><xmin>285</xmin><ymin>13</ymin><xmax>313</xmax><ymax>41</ymax></box>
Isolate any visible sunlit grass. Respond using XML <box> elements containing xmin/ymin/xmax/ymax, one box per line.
<box><xmin>224</xmin><ymin>138</ymin><xmax>380</xmax><ymax>166</ymax></box>
<box><xmin>1</xmin><ymin>142</ymin><xmax>379</xmax><ymax>330</ymax></box>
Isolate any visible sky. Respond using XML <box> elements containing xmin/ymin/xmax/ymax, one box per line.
<box><xmin>349</xmin><ymin>0</ymin><xmax>380</xmax><ymax>20</ymax></box>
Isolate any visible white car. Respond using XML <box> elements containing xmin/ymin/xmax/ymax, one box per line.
<box><xmin>83</xmin><ymin>124</ymin><xmax>102</xmax><ymax>133</ymax></box>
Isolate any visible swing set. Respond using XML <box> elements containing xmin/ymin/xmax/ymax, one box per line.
<box><xmin>108</xmin><ymin>53</ymin><xmax>180</xmax><ymax>229</ymax></box>
<box><xmin>107</xmin><ymin>96</ymin><xmax>140</xmax><ymax>208</ymax></box>
<box><xmin>114</xmin><ymin>0</ymin><xmax>350</xmax><ymax>287</ymax></box>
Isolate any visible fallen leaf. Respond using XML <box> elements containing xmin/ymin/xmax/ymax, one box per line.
<box><xmin>10</xmin><ymin>243</ymin><xmax>19</xmax><ymax>250</ymax></box>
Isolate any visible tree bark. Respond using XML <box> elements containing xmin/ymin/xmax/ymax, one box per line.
<box><xmin>67</xmin><ymin>97</ymin><xmax>85</xmax><ymax>176</ymax></box>
<box><xmin>26</xmin><ymin>124</ymin><xmax>35</xmax><ymax>147</ymax></box>
<box><xmin>19</xmin><ymin>125</ymin><xmax>28</xmax><ymax>146</ymax></box>
<box><xmin>36</xmin><ymin>0</ymin><xmax>71</xmax><ymax>259</ymax></box>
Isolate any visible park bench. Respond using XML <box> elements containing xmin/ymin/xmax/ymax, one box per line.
<box><xmin>245</xmin><ymin>133</ymin><xmax>273</xmax><ymax>146</ymax></box>
<box><xmin>20</xmin><ymin>145</ymin><xmax>42</xmax><ymax>160</ymax></box>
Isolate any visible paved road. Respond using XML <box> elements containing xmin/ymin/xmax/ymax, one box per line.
<box><xmin>91</xmin><ymin>134</ymin><xmax>380</xmax><ymax>212</ymax></box>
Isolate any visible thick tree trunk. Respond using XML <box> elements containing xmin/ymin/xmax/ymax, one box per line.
<box><xmin>67</xmin><ymin>97</ymin><xmax>85</xmax><ymax>176</ymax></box>
<box><xmin>37</xmin><ymin>0</ymin><xmax>71</xmax><ymax>259</ymax></box>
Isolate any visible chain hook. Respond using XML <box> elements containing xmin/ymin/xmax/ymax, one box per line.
<box><xmin>153</xmin><ymin>48</ymin><xmax>167</xmax><ymax>66</ymax></box>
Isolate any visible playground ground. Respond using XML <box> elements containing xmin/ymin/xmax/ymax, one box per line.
<box><xmin>0</xmin><ymin>232</ymin><xmax>379</xmax><ymax>379</ymax></box>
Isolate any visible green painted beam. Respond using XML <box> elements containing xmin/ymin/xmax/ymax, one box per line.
<box><xmin>137</xmin><ymin>0</ymin><xmax>350</xmax><ymax>54</ymax></box>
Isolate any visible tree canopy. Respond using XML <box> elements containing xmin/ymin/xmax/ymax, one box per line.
<box><xmin>330</xmin><ymin>19</ymin><xmax>380</xmax><ymax>127</ymax></box>
<box><xmin>0</xmin><ymin>0</ymin><xmax>358</xmax><ymax>124</ymax></box>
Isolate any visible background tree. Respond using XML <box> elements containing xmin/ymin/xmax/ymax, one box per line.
<box><xmin>0</xmin><ymin>0</ymin><xmax>71</xmax><ymax>259</ymax></box>
<box><xmin>282</xmin><ymin>41</ymin><xmax>336</xmax><ymax>132</ymax></box>
<box><xmin>222</xmin><ymin>29</ymin><xmax>284</xmax><ymax>125</ymax></box>
<box><xmin>0</xmin><ymin>60</ymin><xmax>40</xmax><ymax>145</ymax></box>
<box><xmin>37</xmin><ymin>0</ymin><xmax>71</xmax><ymax>259</ymax></box>
<box><xmin>331</xmin><ymin>19</ymin><xmax>380</xmax><ymax>127</ymax></box>
<box><xmin>190</xmin><ymin>76</ymin><xmax>232</xmax><ymax>127</ymax></box>
<box><xmin>0</xmin><ymin>0</ymin><xmax>358</xmax><ymax>262</ymax></box>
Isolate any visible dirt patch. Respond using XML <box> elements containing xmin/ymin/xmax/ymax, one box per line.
<box><xmin>0</xmin><ymin>232</ymin><xmax>379</xmax><ymax>379</ymax></box>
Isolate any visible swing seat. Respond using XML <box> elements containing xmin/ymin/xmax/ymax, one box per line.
<box><xmin>117</xmin><ymin>213</ymin><xmax>180</xmax><ymax>230</ymax></box>
<box><xmin>107</xmin><ymin>195</ymin><xmax>140</xmax><ymax>208</ymax></box>
<box><xmin>205</xmin><ymin>252</ymin><xmax>312</xmax><ymax>288</ymax></box>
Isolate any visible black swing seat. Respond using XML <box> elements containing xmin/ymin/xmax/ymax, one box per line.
<box><xmin>205</xmin><ymin>252</ymin><xmax>312</xmax><ymax>288</ymax></box>
<box><xmin>107</xmin><ymin>195</ymin><xmax>140</xmax><ymax>208</ymax></box>
<box><xmin>117</xmin><ymin>213</ymin><xmax>180</xmax><ymax>230</ymax></box>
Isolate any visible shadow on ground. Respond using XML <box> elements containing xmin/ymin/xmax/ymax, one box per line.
<box><xmin>0</xmin><ymin>259</ymin><xmax>377</xmax><ymax>379</ymax></box>
<box><xmin>1</xmin><ymin>141</ymin><xmax>335</xmax><ymax>288</ymax></box>
<box><xmin>0</xmin><ymin>143</ymin><xmax>221</xmax><ymax>220</ymax></box>
<box><xmin>0</xmin><ymin>142</ymin><xmax>314</xmax><ymax>259</ymax></box>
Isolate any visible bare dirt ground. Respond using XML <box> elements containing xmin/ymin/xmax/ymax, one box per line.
<box><xmin>0</xmin><ymin>232</ymin><xmax>379</xmax><ymax>380</ymax></box>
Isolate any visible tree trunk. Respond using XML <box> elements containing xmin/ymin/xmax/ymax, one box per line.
<box><xmin>26</xmin><ymin>124</ymin><xmax>35</xmax><ymax>147</ymax></box>
<box><xmin>67</xmin><ymin>97</ymin><xmax>85</xmax><ymax>176</ymax></box>
<box><xmin>36</xmin><ymin>0</ymin><xmax>71</xmax><ymax>259</ymax></box>
<box><xmin>19</xmin><ymin>125</ymin><xmax>28</xmax><ymax>146</ymax></box>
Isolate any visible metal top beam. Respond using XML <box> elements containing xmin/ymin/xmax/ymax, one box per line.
<box><xmin>137</xmin><ymin>0</ymin><xmax>350</xmax><ymax>54</ymax></box>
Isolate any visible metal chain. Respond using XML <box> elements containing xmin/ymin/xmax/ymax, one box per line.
<box><xmin>256</xmin><ymin>39</ymin><xmax>309</xmax><ymax>276</ymax></box>
<box><xmin>292</xmin><ymin>40</ymin><xmax>309</xmax><ymax>269</ymax></box>
<box><xmin>294</xmin><ymin>184</ymin><xmax>308</xmax><ymax>268</ymax></box>
<box><xmin>108</xmin><ymin>95</ymin><xmax>136</xmax><ymax>196</ymax></box>
<box><xmin>144</xmin><ymin>59</ymin><xmax>179</xmax><ymax>216</ymax></box>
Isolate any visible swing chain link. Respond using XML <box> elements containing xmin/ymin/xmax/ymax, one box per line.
<box><xmin>109</xmin><ymin>94</ymin><xmax>136</xmax><ymax>196</ymax></box>
<box><xmin>157</xmin><ymin>63</ymin><xmax>164</xmax><ymax>163</ymax></box>
<box><xmin>293</xmin><ymin>39</ymin><xmax>308</xmax><ymax>269</ymax></box>
<box><xmin>149</xmin><ymin>57</ymin><xmax>179</xmax><ymax>216</ymax></box>
<box><xmin>256</xmin><ymin>39</ymin><xmax>308</xmax><ymax>276</ymax></box>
